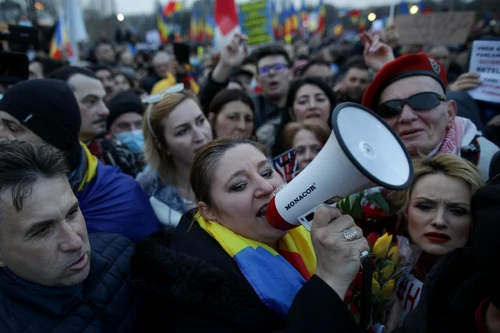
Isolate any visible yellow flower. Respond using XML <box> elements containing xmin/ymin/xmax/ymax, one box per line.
<box><xmin>372</xmin><ymin>278</ymin><xmax>381</xmax><ymax>296</ymax></box>
<box><xmin>388</xmin><ymin>245</ymin><xmax>399</xmax><ymax>263</ymax></box>
<box><xmin>381</xmin><ymin>263</ymin><xmax>394</xmax><ymax>279</ymax></box>
<box><xmin>381</xmin><ymin>279</ymin><xmax>395</xmax><ymax>301</ymax></box>
<box><xmin>373</xmin><ymin>233</ymin><xmax>393</xmax><ymax>259</ymax></box>
<box><xmin>373</xmin><ymin>271</ymin><xmax>379</xmax><ymax>281</ymax></box>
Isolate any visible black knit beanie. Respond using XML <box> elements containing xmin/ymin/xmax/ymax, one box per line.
<box><xmin>0</xmin><ymin>79</ymin><xmax>82</xmax><ymax>170</ymax></box>
<box><xmin>106</xmin><ymin>92</ymin><xmax>144</xmax><ymax>130</ymax></box>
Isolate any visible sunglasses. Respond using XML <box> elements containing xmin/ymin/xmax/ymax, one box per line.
<box><xmin>377</xmin><ymin>92</ymin><xmax>446</xmax><ymax>118</ymax></box>
<box><xmin>143</xmin><ymin>83</ymin><xmax>185</xmax><ymax>140</ymax></box>
<box><xmin>258</xmin><ymin>63</ymin><xmax>288</xmax><ymax>76</ymax></box>
<box><xmin>142</xmin><ymin>83</ymin><xmax>185</xmax><ymax>104</ymax></box>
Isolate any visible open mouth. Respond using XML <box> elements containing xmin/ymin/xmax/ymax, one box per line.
<box><xmin>256</xmin><ymin>204</ymin><xmax>268</xmax><ymax>218</ymax></box>
<box><xmin>269</xmin><ymin>81</ymin><xmax>279</xmax><ymax>90</ymax></box>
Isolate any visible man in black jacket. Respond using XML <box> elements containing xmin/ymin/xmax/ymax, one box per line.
<box><xmin>0</xmin><ymin>141</ymin><xmax>142</xmax><ymax>332</ymax></box>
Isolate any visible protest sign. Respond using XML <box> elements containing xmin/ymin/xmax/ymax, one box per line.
<box><xmin>394</xmin><ymin>11</ymin><xmax>475</xmax><ymax>45</ymax></box>
<box><xmin>468</xmin><ymin>40</ymin><xmax>500</xmax><ymax>104</ymax></box>
<box><xmin>238</xmin><ymin>0</ymin><xmax>273</xmax><ymax>46</ymax></box>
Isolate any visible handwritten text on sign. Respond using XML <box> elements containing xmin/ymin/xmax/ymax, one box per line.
<box><xmin>238</xmin><ymin>0</ymin><xmax>273</xmax><ymax>46</ymax></box>
<box><xmin>468</xmin><ymin>40</ymin><xmax>500</xmax><ymax>104</ymax></box>
<box><xmin>394</xmin><ymin>11</ymin><xmax>475</xmax><ymax>45</ymax></box>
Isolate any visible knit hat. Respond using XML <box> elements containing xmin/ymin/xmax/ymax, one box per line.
<box><xmin>106</xmin><ymin>92</ymin><xmax>144</xmax><ymax>130</ymax></box>
<box><xmin>0</xmin><ymin>79</ymin><xmax>82</xmax><ymax>170</ymax></box>
<box><xmin>362</xmin><ymin>52</ymin><xmax>449</xmax><ymax>112</ymax></box>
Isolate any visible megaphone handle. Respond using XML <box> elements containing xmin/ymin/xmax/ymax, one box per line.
<box><xmin>359</xmin><ymin>255</ymin><xmax>373</xmax><ymax>332</ymax></box>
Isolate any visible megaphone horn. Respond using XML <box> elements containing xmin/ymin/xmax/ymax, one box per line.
<box><xmin>266</xmin><ymin>102</ymin><xmax>414</xmax><ymax>231</ymax></box>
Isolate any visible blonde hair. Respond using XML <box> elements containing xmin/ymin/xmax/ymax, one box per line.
<box><xmin>142</xmin><ymin>90</ymin><xmax>199</xmax><ymax>181</ymax></box>
<box><xmin>390</xmin><ymin>154</ymin><xmax>484</xmax><ymax>216</ymax></box>
<box><xmin>282</xmin><ymin>119</ymin><xmax>331</xmax><ymax>152</ymax></box>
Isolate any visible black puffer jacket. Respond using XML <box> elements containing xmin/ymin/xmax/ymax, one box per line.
<box><xmin>0</xmin><ymin>233</ymin><xmax>143</xmax><ymax>332</ymax></box>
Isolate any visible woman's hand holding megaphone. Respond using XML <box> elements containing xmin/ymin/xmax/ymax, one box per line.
<box><xmin>311</xmin><ymin>205</ymin><xmax>369</xmax><ymax>300</ymax></box>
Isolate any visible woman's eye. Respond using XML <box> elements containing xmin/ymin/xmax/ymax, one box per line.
<box><xmin>196</xmin><ymin>118</ymin><xmax>205</xmax><ymax>126</ymax></box>
<box><xmin>450</xmin><ymin>208</ymin><xmax>469</xmax><ymax>216</ymax></box>
<box><xmin>230</xmin><ymin>182</ymin><xmax>247</xmax><ymax>192</ymax></box>
<box><xmin>176</xmin><ymin>128</ymin><xmax>188</xmax><ymax>136</ymax></box>
<box><xmin>261</xmin><ymin>169</ymin><xmax>273</xmax><ymax>178</ymax></box>
<box><xmin>416</xmin><ymin>203</ymin><xmax>433</xmax><ymax>211</ymax></box>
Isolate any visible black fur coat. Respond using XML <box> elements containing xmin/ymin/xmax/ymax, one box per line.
<box><xmin>130</xmin><ymin>210</ymin><xmax>359</xmax><ymax>333</ymax></box>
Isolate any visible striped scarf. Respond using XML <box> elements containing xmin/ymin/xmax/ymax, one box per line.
<box><xmin>195</xmin><ymin>212</ymin><xmax>316</xmax><ymax>317</ymax></box>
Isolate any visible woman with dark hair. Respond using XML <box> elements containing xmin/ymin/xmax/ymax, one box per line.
<box><xmin>131</xmin><ymin>137</ymin><xmax>367</xmax><ymax>332</ymax></box>
<box><xmin>257</xmin><ymin>77</ymin><xmax>336</xmax><ymax>157</ymax></box>
<box><xmin>208</xmin><ymin>88</ymin><xmax>255</xmax><ymax>139</ymax></box>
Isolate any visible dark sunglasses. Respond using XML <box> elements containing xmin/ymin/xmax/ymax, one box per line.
<box><xmin>377</xmin><ymin>92</ymin><xmax>446</xmax><ymax>118</ymax></box>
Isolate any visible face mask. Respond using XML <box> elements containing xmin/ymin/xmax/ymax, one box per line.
<box><xmin>250</xmin><ymin>78</ymin><xmax>257</xmax><ymax>89</ymax></box>
<box><xmin>115</xmin><ymin>129</ymin><xmax>145</xmax><ymax>154</ymax></box>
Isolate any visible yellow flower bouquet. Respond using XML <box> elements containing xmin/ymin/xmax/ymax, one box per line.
<box><xmin>345</xmin><ymin>232</ymin><xmax>402</xmax><ymax>330</ymax></box>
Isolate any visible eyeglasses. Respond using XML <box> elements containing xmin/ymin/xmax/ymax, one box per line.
<box><xmin>258</xmin><ymin>63</ymin><xmax>288</xmax><ymax>76</ymax></box>
<box><xmin>377</xmin><ymin>92</ymin><xmax>446</xmax><ymax>119</ymax></box>
<box><xmin>143</xmin><ymin>83</ymin><xmax>185</xmax><ymax>140</ymax></box>
<box><xmin>142</xmin><ymin>83</ymin><xmax>185</xmax><ymax>104</ymax></box>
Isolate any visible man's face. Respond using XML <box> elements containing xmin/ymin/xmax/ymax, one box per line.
<box><xmin>427</xmin><ymin>46</ymin><xmax>451</xmax><ymax>72</ymax></box>
<box><xmin>153</xmin><ymin>57</ymin><xmax>170</xmax><ymax>77</ymax></box>
<box><xmin>95</xmin><ymin>43</ymin><xmax>115</xmax><ymax>64</ymax></box>
<box><xmin>95</xmin><ymin>69</ymin><xmax>115</xmax><ymax>96</ymax></box>
<box><xmin>302</xmin><ymin>64</ymin><xmax>334</xmax><ymax>86</ymax></box>
<box><xmin>109</xmin><ymin>112</ymin><xmax>143</xmax><ymax>136</ymax></box>
<box><xmin>29</xmin><ymin>61</ymin><xmax>43</xmax><ymax>79</ymax></box>
<box><xmin>378</xmin><ymin>75</ymin><xmax>455</xmax><ymax>156</ymax></box>
<box><xmin>0</xmin><ymin>111</ymin><xmax>44</xmax><ymax>142</ymax></box>
<box><xmin>256</xmin><ymin>55</ymin><xmax>291</xmax><ymax>100</ymax></box>
<box><xmin>0</xmin><ymin>176</ymin><xmax>91</xmax><ymax>287</ymax></box>
<box><xmin>343</xmin><ymin>67</ymin><xmax>370</xmax><ymax>102</ymax></box>
<box><xmin>68</xmin><ymin>74</ymin><xmax>109</xmax><ymax>141</ymax></box>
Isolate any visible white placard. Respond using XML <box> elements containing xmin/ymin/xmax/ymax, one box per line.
<box><xmin>468</xmin><ymin>40</ymin><xmax>500</xmax><ymax>104</ymax></box>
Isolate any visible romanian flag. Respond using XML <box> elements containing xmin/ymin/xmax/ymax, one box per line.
<box><xmin>196</xmin><ymin>212</ymin><xmax>316</xmax><ymax>316</ymax></box>
<box><xmin>316</xmin><ymin>0</ymin><xmax>326</xmax><ymax>34</ymax></box>
<box><xmin>74</xmin><ymin>144</ymin><xmax>162</xmax><ymax>243</ymax></box>
<box><xmin>348</xmin><ymin>9</ymin><xmax>362</xmax><ymax>25</ymax></box>
<box><xmin>49</xmin><ymin>14</ymin><xmax>72</xmax><ymax>60</ymax></box>
<box><xmin>157</xmin><ymin>2</ymin><xmax>169</xmax><ymax>43</ymax></box>
<box><xmin>163</xmin><ymin>0</ymin><xmax>183</xmax><ymax>17</ymax></box>
<box><xmin>190</xmin><ymin>8</ymin><xmax>199</xmax><ymax>41</ymax></box>
<box><xmin>204</xmin><ymin>15</ymin><xmax>215</xmax><ymax>40</ymax></box>
<box><xmin>290</xmin><ymin>3</ymin><xmax>299</xmax><ymax>33</ymax></box>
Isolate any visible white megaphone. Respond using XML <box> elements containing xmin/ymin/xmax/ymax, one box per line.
<box><xmin>266</xmin><ymin>102</ymin><xmax>414</xmax><ymax>231</ymax></box>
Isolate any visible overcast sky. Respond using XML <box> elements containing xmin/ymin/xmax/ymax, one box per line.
<box><xmin>115</xmin><ymin>0</ymin><xmax>399</xmax><ymax>15</ymax></box>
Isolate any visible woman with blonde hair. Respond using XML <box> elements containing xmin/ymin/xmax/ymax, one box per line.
<box><xmin>389</xmin><ymin>154</ymin><xmax>484</xmax><ymax>323</ymax></box>
<box><xmin>137</xmin><ymin>85</ymin><xmax>213</xmax><ymax>228</ymax></box>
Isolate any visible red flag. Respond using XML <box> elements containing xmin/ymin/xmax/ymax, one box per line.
<box><xmin>214</xmin><ymin>0</ymin><xmax>239</xmax><ymax>35</ymax></box>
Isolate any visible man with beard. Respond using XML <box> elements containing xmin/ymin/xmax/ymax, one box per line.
<box><xmin>49</xmin><ymin>66</ymin><xmax>140</xmax><ymax>177</ymax></box>
<box><xmin>334</xmin><ymin>58</ymin><xmax>371</xmax><ymax>104</ymax></box>
<box><xmin>0</xmin><ymin>141</ymin><xmax>144</xmax><ymax>332</ymax></box>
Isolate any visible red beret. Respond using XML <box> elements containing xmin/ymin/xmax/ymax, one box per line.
<box><xmin>362</xmin><ymin>52</ymin><xmax>448</xmax><ymax>112</ymax></box>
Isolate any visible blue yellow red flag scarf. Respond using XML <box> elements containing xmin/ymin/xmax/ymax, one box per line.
<box><xmin>195</xmin><ymin>212</ymin><xmax>316</xmax><ymax>316</ymax></box>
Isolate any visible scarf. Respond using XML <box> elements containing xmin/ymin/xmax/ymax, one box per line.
<box><xmin>195</xmin><ymin>212</ymin><xmax>316</xmax><ymax>317</ymax></box>
<box><xmin>438</xmin><ymin>116</ymin><xmax>480</xmax><ymax>155</ymax></box>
